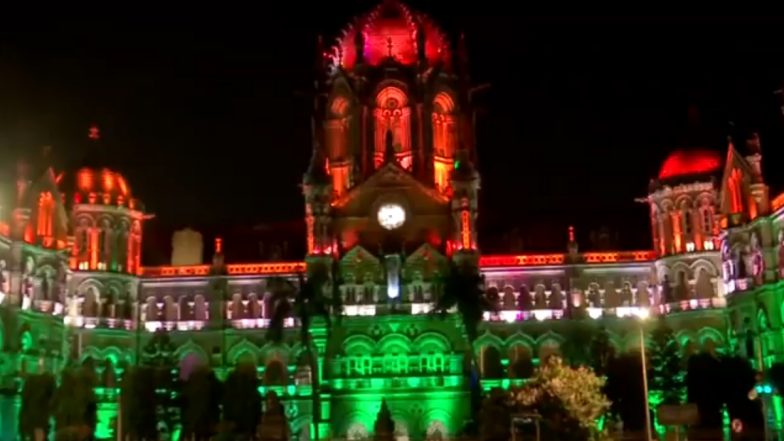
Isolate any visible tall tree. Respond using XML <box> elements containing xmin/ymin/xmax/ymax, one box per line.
<box><xmin>121</xmin><ymin>366</ymin><xmax>158</xmax><ymax>441</ymax></box>
<box><xmin>179</xmin><ymin>366</ymin><xmax>221</xmax><ymax>441</ymax></box>
<box><xmin>265</xmin><ymin>277</ymin><xmax>296</xmax><ymax>344</ymax></box>
<box><xmin>649</xmin><ymin>318</ymin><xmax>684</xmax><ymax>404</ymax></box>
<box><xmin>589</xmin><ymin>326</ymin><xmax>614</xmax><ymax>376</ymax></box>
<box><xmin>53</xmin><ymin>366</ymin><xmax>97</xmax><ymax>441</ymax></box>
<box><xmin>511</xmin><ymin>356</ymin><xmax>610</xmax><ymax>440</ymax></box>
<box><xmin>433</xmin><ymin>260</ymin><xmax>493</xmax><ymax>343</ymax></box>
<box><xmin>19</xmin><ymin>372</ymin><xmax>56</xmax><ymax>441</ymax></box>
<box><xmin>221</xmin><ymin>363</ymin><xmax>262</xmax><ymax>440</ymax></box>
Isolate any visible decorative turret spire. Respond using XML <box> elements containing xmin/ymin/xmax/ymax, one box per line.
<box><xmin>416</xmin><ymin>18</ymin><xmax>426</xmax><ymax>65</ymax></box>
<box><xmin>373</xmin><ymin>400</ymin><xmax>395</xmax><ymax>441</ymax></box>
<box><xmin>304</xmin><ymin>147</ymin><xmax>330</xmax><ymax>186</ymax></box>
<box><xmin>304</xmin><ymin>115</ymin><xmax>330</xmax><ymax>185</ymax></box>
<box><xmin>567</xmin><ymin>225</ymin><xmax>579</xmax><ymax>257</ymax></box>
<box><xmin>354</xmin><ymin>20</ymin><xmax>365</xmax><ymax>65</ymax></box>
<box><xmin>457</xmin><ymin>32</ymin><xmax>469</xmax><ymax>76</ymax></box>
<box><xmin>315</xmin><ymin>34</ymin><xmax>326</xmax><ymax>73</ymax></box>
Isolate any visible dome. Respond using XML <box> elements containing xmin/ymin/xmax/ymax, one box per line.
<box><xmin>329</xmin><ymin>0</ymin><xmax>451</xmax><ymax>71</ymax></box>
<box><xmin>74</xmin><ymin>166</ymin><xmax>133</xmax><ymax>206</ymax></box>
<box><xmin>658</xmin><ymin>149</ymin><xmax>722</xmax><ymax>181</ymax></box>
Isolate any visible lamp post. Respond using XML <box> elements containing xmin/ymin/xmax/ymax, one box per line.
<box><xmin>638</xmin><ymin>308</ymin><xmax>653</xmax><ymax>441</ymax></box>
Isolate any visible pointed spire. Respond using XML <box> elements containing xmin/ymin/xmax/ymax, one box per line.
<box><xmin>304</xmin><ymin>114</ymin><xmax>330</xmax><ymax>185</ymax></box>
<box><xmin>567</xmin><ymin>225</ymin><xmax>579</xmax><ymax>256</ymax></box>
<box><xmin>746</xmin><ymin>131</ymin><xmax>761</xmax><ymax>155</ymax></box>
<box><xmin>457</xmin><ymin>32</ymin><xmax>469</xmax><ymax>75</ymax></box>
<box><xmin>416</xmin><ymin>18</ymin><xmax>426</xmax><ymax>65</ymax></box>
<box><xmin>373</xmin><ymin>399</ymin><xmax>395</xmax><ymax>440</ymax></box>
<box><xmin>354</xmin><ymin>21</ymin><xmax>365</xmax><ymax>65</ymax></box>
<box><xmin>315</xmin><ymin>34</ymin><xmax>327</xmax><ymax>75</ymax></box>
<box><xmin>304</xmin><ymin>147</ymin><xmax>330</xmax><ymax>186</ymax></box>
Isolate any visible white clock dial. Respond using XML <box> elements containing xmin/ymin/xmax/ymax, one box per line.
<box><xmin>377</xmin><ymin>203</ymin><xmax>406</xmax><ymax>230</ymax></box>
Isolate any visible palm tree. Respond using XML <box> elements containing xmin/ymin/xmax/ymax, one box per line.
<box><xmin>266</xmin><ymin>264</ymin><xmax>336</xmax><ymax>344</ymax></box>
<box><xmin>433</xmin><ymin>260</ymin><xmax>494</xmax><ymax>343</ymax></box>
<box><xmin>267</xmin><ymin>262</ymin><xmax>339</xmax><ymax>437</ymax></box>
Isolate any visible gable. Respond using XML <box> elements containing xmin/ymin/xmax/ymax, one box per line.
<box><xmin>332</xmin><ymin>163</ymin><xmax>449</xmax><ymax>216</ymax></box>
<box><xmin>403</xmin><ymin>243</ymin><xmax>447</xmax><ymax>281</ymax></box>
<box><xmin>718</xmin><ymin>145</ymin><xmax>753</xmax><ymax>217</ymax></box>
<box><xmin>340</xmin><ymin>246</ymin><xmax>383</xmax><ymax>284</ymax></box>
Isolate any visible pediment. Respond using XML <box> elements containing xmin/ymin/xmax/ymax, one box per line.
<box><xmin>332</xmin><ymin>163</ymin><xmax>449</xmax><ymax>215</ymax></box>
<box><xmin>404</xmin><ymin>243</ymin><xmax>447</xmax><ymax>281</ymax></box>
<box><xmin>340</xmin><ymin>246</ymin><xmax>383</xmax><ymax>284</ymax></box>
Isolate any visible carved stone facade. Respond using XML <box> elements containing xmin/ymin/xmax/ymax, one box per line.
<box><xmin>2</xmin><ymin>2</ymin><xmax>784</xmax><ymax>441</ymax></box>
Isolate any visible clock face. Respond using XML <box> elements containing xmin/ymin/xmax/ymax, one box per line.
<box><xmin>377</xmin><ymin>203</ymin><xmax>406</xmax><ymax>230</ymax></box>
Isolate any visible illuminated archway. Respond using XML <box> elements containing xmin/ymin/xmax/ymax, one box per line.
<box><xmin>432</xmin><ymin>91</ymin><xmax>457</xmax><ymax>193</ymax></box>
<box><xmin>374</xmin><ymin>86</ymin><xmax>412</xmax><ymax>169</ymax></box>
<box><xmin>326</xmin><ymin>93</ymin><xmax>353</xmax><ymax>196</ymax></box>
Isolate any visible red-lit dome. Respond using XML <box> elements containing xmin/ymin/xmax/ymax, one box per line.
<box><xmin>75</xmin><ymin>166</ymin><xmax>133</xmax><ymax>205</ymax></box>
<box><xmin>329</xmin><ymin>0</ymin><xmax>451</xmax><ymax>71</ymax></box>
<box><xmin>658</xmin><ymin>149</ymin><xmax>722</xmax><ymax>180</ymax></box>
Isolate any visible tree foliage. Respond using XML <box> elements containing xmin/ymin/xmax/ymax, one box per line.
<box><xmin>511</xmin><ymin>356</ymin><xmax>610</xmax><ymax>441</ymax></box>
<box><xmin>433</xmin><ymin>260</ymin><xmax>493</xmax><ymax>343</ymax></box>
<box><xmin>179</xmin><ymin>366</ymin><xmax>221</xmax><ymax>441</ymax></box>
<box><xmin>648</xmin><ymin>318</ymin><xmax>684</xmax><ymax>405</ymax></box>
<box><xmin>479</xmin><ymin>388</ymin><xmax>512</xmax><ymax>441</ymax></box>
<box><xmin>52</xmin><ymin>366</ymin><xmax>97</xmax><ymax>441</ymax></box>
<box><xmin>588</xmin><ymin>326</ymin><xmax>614</xmax><ymax>376</ymax></box>
<box><xmin>19</xmin><ymin>372</ymin><xmax>56</xmax><ymax>440</ymax></box>
<box><xmin>222</xmin><ymin>363</ymin><xmax>262</xmax><ymax>439</ymax></box>
<box><xmin>121</xmin><ymin>366</ymin><xmax>158</xmax><ymax>441</ymax></box>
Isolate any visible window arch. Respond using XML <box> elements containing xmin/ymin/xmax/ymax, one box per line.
<box><xmin>374</xmin><ymin>86</ymin><xmax>411</xmax><ymax>169</ymax></box>
<box><xmin>432</xmin><ymin>92</ymin><xmax>457</xmax><ymax>193</ymax></box>
<box><xmin>36</xmin><ymin>192</ymin><xmax>55</xmax><ymax>241</ymax></box>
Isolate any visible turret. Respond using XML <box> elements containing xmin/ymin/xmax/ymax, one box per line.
<box><xmin>450</xmin><ymin>147</ymin><xmax>479</xmax><ymax>262</ymax></box>
<box><xmin>70</xmin><ymin>126</ymin><xmax>147</xmax><ymax>274</ymax></box>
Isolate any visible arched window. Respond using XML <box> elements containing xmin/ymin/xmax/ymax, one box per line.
<box><xmin>374</xmin><ymin>86</ymin><xmax>411</xmax><ymax>169</ymax></box>
<box><xmin>36</xmin><ymin>192</ymin><xmax>55</xmax><ymax>241</ymax></box>
<box><xmin>432</xmin><ymin>92</ymin><xmax>456</xmax><ymax>193</ymax></box>
<box><xmin>326</xmin><ymin>95</ymin><xmax>352</xmax><ymax>197</ymax></box>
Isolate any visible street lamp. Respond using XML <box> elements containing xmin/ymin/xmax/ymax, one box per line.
<box><xmin>637</xmin><ymin>307</ymin><xmax>653</xmax><ymax>441</ymax></box>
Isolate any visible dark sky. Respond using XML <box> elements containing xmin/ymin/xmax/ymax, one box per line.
<box><xmin>2</xmin><ymin>8</ymin><xmax>784</xmax><ymax>262</ymax></box>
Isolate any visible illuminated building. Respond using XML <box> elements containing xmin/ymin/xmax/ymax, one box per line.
<box><xmin>1</xmin><ymin>2</ymin><xmax>784</xmax><ymax>440</ymax></box>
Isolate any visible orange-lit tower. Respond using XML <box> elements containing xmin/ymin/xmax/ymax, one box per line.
<box><xmin>306</xmin><ymin>0</ymin><xmax>479</xmax><ymax>269</ymax></box>
<box><xmin>7</xmin><ymin>147</ymin><xmax>70</xmax><ymax>306</ymax></box>
<box><xmin>67</xmin><ymin>126</ymin><xmax>149</xmax><ymax>323</ymax></box>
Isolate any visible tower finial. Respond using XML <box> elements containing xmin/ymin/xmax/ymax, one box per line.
<box><xmin>386</xmin><ymin>37</ymin><xmax>394</xmax><ymax>58</ymax></box>
<box><xmin>88</xmin><ymin>124</ymin><xmax>100</xmax><ymax>141</ymax></box>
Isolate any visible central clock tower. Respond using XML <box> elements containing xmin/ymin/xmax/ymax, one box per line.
<box><xmin>302</xmin><ymin>0</ymin><xmax>480</xmax><ymax>279</ymax></box>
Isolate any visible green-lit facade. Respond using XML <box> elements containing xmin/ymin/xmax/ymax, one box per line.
<box><xmin>1</xmin><ymin>2</ymin><xmax>784</xmax><ymax>440</ymax></box>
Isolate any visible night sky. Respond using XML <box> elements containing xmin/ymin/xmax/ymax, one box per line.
<box><xmin>2</xmin><ymin>8</ymin><xmax>784</xmax><ymax>263</ymax></box>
